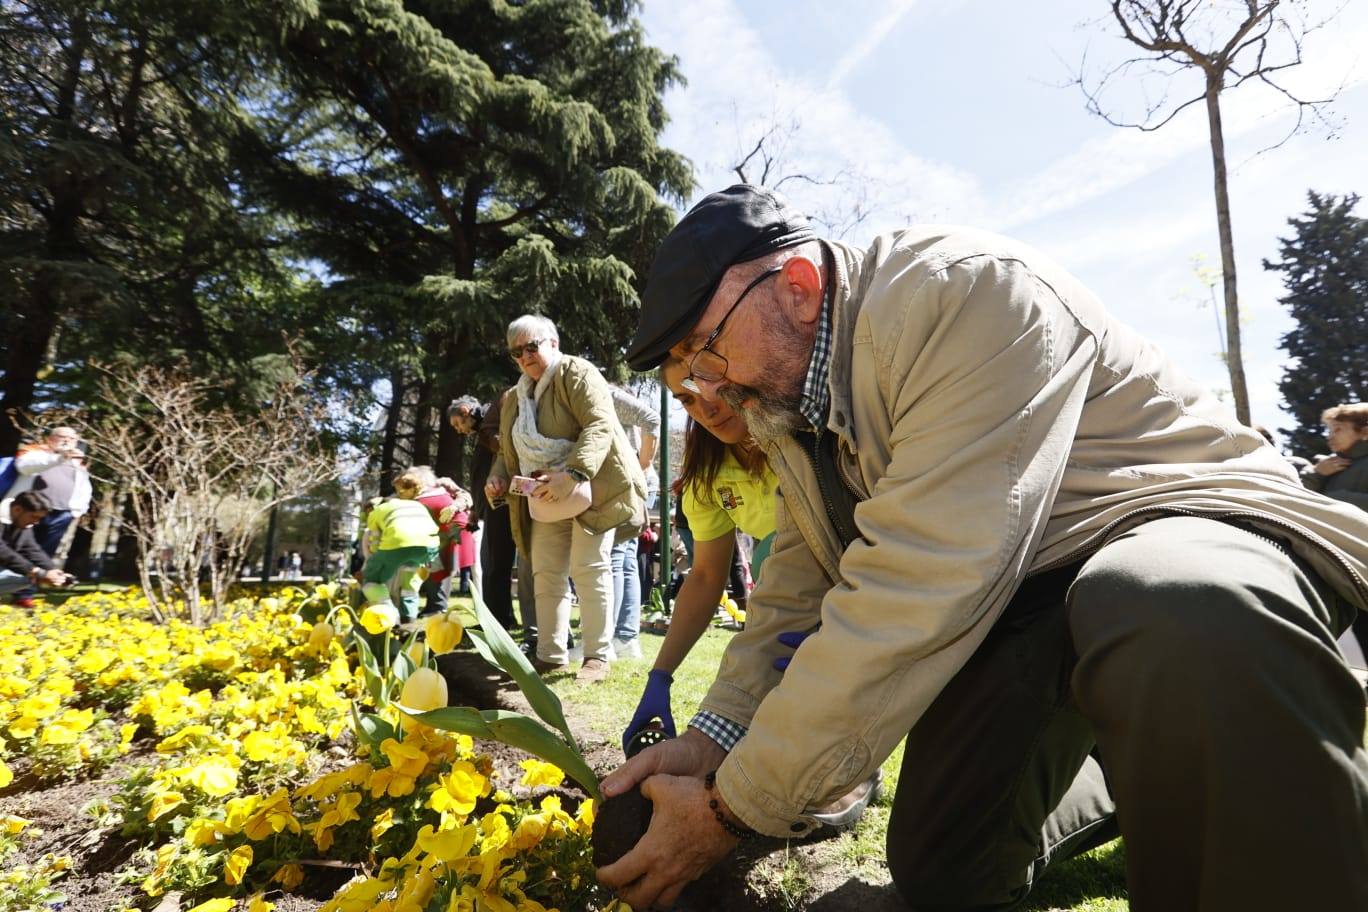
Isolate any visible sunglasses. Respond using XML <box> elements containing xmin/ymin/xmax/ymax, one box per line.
<box><xmin>508</xmin><ymin>339</ymin><xmax>547</xmax><ymax>360</ymax></box>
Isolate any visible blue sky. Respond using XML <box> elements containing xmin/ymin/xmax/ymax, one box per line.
<box><xmin>637</xmin><ymin>0</ymin><xmax>1368</xmax><ymax>445</ymax></box>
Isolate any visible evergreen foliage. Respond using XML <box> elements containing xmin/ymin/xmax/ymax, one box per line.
<box><xmin>238</xmin><ymin>0</ymin><xmax>692</xmax><ymax>479</ymax></box>
<box><xmin>1265</xmin><ymin>192</ymin><xmax>1368</xmax><ymax>457</ymax></box>
<box><xmin>0</xmin><ymin>0</ymin><xmax>308</xmax><ymax>450</ymax></box>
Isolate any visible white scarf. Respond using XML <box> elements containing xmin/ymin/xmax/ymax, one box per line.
<box><xmin>511</xmin><ymin>351</ymin><xmax>576</xmax><ymax>473</ymax></box>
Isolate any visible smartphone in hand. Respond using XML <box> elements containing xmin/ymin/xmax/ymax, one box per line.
<box><xmin>509</xmin><ymin>475</ymin><xmax>544</xmax><ymax>496</ymax></box>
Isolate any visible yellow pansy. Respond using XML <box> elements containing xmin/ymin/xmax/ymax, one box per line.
<box><xmin>74</xmin><ymin>647</ymin><xmax>116</xmax><ymax>674</ymax></box>
<box><xmin>223</xmin><ymin>843</ymin><xmax>253</xmax><ymax>885</ymax></box>
<box><xmin>118</xmin><ymin>723</ymin><xmax>138</xmax><ymax>753</ymax></box>
<box><xmin>416</xmin><ymin>822</ymin><xmax>478</xmax><ymax>862</ymax></box>
<box><xmin>380</xmin><ymin>738</ymin><xmax>430</xmax><ymax>777</ymax></box>
<box><xmin>430</xmin><ymin>760</ymin><xmax>488</xmax><ymax>816</ymax></box>
<box><xmin>156</xmin><ymin>724</ymin><xmax>214</xmax><ymax>753</ymax></box>
<box><xmin>186</xmin><ymin>899</ymin><xmax>236</xmax><ymax>912</ymax></box>
<box><xmin>243</xmin><ymin>788</ymin><xmax>300</xmax><ymax>841</ymax></box>
<box><xmin>183</xmin><ymin>758</ymin><xmax>239</xmax><ymax>797</ymax></box>
<box><xmin>371</xmin><ymin>807</ymin><xmax>395</xmax><ymax>841</ymax></box>
<box><xmin>272</xmin><ymin>862</ymin><xmax>305</xmax><ymax>890</ymax></box>
<box><xmin>7</xmin><ymin>716</ymin><xmax>37</xmax><ymax>739</ymax></box>
<box><xmin>146</xmin><ymin>790</ymin><xmax>186</xmax><ymax>822</ymax></box>
<box><xmin>508</xmin><ymin>813</ymin><xmax>549</xmax><ymax>851</ymax></box>
<box><xmin>0</xmin><ymin>759</ymin><xmax>12</xmax><ymax>789</ymax></box>
<box><xmin>247</xmin><ymin>895</ymin><xmax>275</xmax><ymax>912</ymax></box>
<box><xmin>518</xmin><ymin>759</ymin><xmax>565</xmax><ymax>789</ymax></box>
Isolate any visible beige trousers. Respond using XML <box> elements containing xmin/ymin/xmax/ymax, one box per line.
<box><xmin>529</xmin><ymin>517</ymin><xmax>614</xmax><ymax>664</ymax></box>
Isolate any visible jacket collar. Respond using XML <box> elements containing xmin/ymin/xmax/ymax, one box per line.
<box><xmin>1347</xmin><ymin>439</ymin><xmax>1368</xmax><ymax>461</ymax></box>
<box><xmin>819</xmin><ymin>239</ymin><xmax>872</xmax><ymax>453</ymax></box>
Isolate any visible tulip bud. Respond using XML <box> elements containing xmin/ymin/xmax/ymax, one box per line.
<box><xmin>425</xmin><ymin>614</ymin><xmax>464</xmax><ymax>655</ymax></box>
<box><xmin>407</xmin><ymin>639</ymin><xmax>427</xmax><ymax>666</ymax></box>
<box><xmin>399</xmin><ymin>668</ymin><xmax>448</xmax><ymax>731</ymax></box>
<box><xmin>307</xmin><ymin>621</ymin><xmax>335</xmax><ymax>652</ymax></box>
<box><xmin>359</xmin><ymin>602</ymin><xmax>400</xmax><ymax>635</ymax></box>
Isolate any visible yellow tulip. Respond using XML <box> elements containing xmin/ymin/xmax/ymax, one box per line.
<box><xmin>407</xmin><ymin>639</ymin><xmax>426</xmax><ymax>667</ymax></box>
<box><xmin>398</xmin><ymin>668</ymin><xmax>447</xmax><ymax>730</ymax></box>
<box><xmin>307</xmin><ymin>621</ymin><xmax>335</xmax><ymax>651</ymax></box>
<box><xmin>359</xmin><ymin>602</ymin><xmax>399</xmax><ymax>636</ymax></box>
<box><xmin>424</xmin><ymin>614</ymin><xmax>463</xmax><ymax>655</ymax></box>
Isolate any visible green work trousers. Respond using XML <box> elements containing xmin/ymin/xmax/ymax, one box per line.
<box><xmin>887</xmin><ymin>516</ymin><xmax>1368</xmax><ymax>912</ymax></box>
<box><xmin>363</xmin><ymin>545</ymin><xmax>437</xmax><ymax>622</ymax></box>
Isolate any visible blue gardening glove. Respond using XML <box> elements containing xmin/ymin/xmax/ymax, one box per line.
<box><xmin>773</xmin><ymin>626</ymin><xmax>820</xmax><ymax>672</ymax></box>
<box><xmin>623</xmin><ymin>669</ymin><xmax>676</xmax><ymax>753</ymax></box>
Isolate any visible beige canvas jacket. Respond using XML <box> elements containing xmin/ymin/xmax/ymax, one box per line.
<box><xmin>701</xmin><ymin>227</ymin><xmax>1368</xmax><ymax>837</ymax></box>
<box><xmin>490</xmin><ymin>355</ymin><xmax>647</xmax><ymax>555</ymax></box>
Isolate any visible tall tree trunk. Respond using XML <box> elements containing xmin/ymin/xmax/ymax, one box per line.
<box><xmin>411</xmin><ymin>371</ymin><xmax>434</xmax><ymax>467</ymax></box>
<box><xmin>1</xmin><ymin>13</ymin><xmax>93</xmax><ymax>452</ymax></box>
<box><xmin>0</xmin><ymin>305</ymin><xmax>58</xmax><ymax>453</ymax></box>
<box><xmin>1205</xmin><ymin>80</ymin><xmax>1251</xmax><ymax>424</ymax></box>
<box><xmin>378</xmin><ymin>369</ymin><xmax>406</xmax><ymax>493</ymax></box>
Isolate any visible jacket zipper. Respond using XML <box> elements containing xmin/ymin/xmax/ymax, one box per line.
<box><xmin>1027</xmin><ymin>504</ymin><xmax>1368</xmax><ymax>605</ymax></box>
<box><xmin>797</xmin><ymin>431</ymin><xmax>861</xmax><ymax>552</ymax></box>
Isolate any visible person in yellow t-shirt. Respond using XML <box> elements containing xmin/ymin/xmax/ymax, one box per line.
<box><xmin>363</xmin><ymin>496</ymin><xmax>440</xmax><ymax>622</ymax></box>
<box><xmin>624</xmin><ymin>358</ymin><xmax>776</xmax><ymax>750</ymax></box>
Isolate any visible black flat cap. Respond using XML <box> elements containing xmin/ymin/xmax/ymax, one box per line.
<box><xmin>627</xmin><ymin>184</ymin><xmax>815</xmax><ymax>370</ymax></box>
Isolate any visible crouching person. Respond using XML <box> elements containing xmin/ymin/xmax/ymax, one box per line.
<box><xmin>361</xmin><ymin>494</ymin><xmax>439</xmax><ymax>626</ymax></box>
<box><xmin>598</xmin><ymin>185</ymin><xmax>1368</xmax><ymax>912</ymax></box>
<box><xmin>0</xmin><ymin>491</ymin><xmax>74</xmax><ymax>598</ymax></box>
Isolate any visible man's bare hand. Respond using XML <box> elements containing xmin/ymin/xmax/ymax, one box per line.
<box><xmin>601</xmin><ymin>727</ymin><xmax>726</xmax><ymax>799</ymax></box>
<box><xmin>38</xmin><ymin>568</ymin><xmax>70</xmax><ymax>587</ymax></box>
<box><xmin>596</xmin><ymin>773</ymin><xmax>737</xmax><ymax>909</ymax></box>
<box><xmin>1314</xmin><ymin>455</ymin><xmax>1351</xmax><ymax>477</ymax></box>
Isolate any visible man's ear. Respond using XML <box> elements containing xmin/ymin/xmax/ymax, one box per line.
<box><xmin>778</xmin><ymin>255</ymin><xmax>824</xmax><ymax>326</ymax></box>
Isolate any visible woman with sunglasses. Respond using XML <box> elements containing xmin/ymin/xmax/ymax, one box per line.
<box><xmin>623</xmin><ymin>357</ymin><xmax>778</xmax><ymax>750</ymax></box>
<box><xmin>485</xmin><ymin>314</ymin><xmax>648</xmax><ymax>683</ymax></box>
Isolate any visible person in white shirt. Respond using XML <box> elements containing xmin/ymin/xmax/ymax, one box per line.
<box><xmin>2</xmin><ymin>427</ymin><xmax>92</xmax><ymax>605</ymax></box>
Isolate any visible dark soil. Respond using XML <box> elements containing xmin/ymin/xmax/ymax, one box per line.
<box><xmin>0</xmin><ymin>750</ymin><xmax>149</xmax><ymax>912</ymax></box>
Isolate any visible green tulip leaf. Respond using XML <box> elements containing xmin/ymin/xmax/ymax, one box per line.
<box><xmin>467</xmin><ymin>582</ymin><xmax>577</xmax><ymax>749</ymax></box>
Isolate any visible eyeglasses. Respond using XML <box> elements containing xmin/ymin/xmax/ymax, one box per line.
<box><xmin>508</xmin><ymin>339</ymin><xmax>546</xmax><ymax>360</ymax></box>
<box><xmin>685</xmin><ymin>266</ymin><xmax>782</xmax><ymax>391</ymax></box>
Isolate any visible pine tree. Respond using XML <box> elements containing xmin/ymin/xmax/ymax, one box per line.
<box><xmin>1264</xmin><ymin>191</ymin><xmax>1368</xmax><ymax>458</ymax></box>
<box><xmin>238</xmin><ymin>0</ymin><xmax>692</xmax><ymax>479</ymax></box>
<box><xmin>0</xmin><ymin>0</ymin><xmax>311</xmax><ymax>451</ymax></box>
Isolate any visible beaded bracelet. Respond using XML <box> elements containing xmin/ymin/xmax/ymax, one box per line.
<box><xmin>704</xmin><ymin>771</ymin><xmax>756</xmax><ymax>840</ymax></box>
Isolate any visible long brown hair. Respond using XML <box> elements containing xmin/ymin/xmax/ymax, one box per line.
<box><xmin>672</xmin><ymin>417</ymin><xmax>769</xmax><ymax>506</ymax></box>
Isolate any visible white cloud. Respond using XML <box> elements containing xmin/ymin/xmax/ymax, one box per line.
<box><xmin>642</xmin><ymin>0</ymin><xmax>988</xmax><ymax>231</ymax></box>
<box><xmin>638</xmin><ymin>0</ymin><xmax>1368</xmax><ymax>433</ymax></box>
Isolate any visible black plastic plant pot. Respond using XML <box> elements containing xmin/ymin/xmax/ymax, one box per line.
<box><xmin>591</xmin><ymin>727</ymin><xmax>671</xmax><ymax>867</ymax></box>
<box><xmin>592</xmin><ymin>783</ymin><xmax>654</xmax><ymax>868</ymax></box>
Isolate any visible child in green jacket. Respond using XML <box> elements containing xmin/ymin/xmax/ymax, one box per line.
<box><xmin>361</xmin><ymin>496</ymin><xmax>440</xmax><ymax>624</ymax></box>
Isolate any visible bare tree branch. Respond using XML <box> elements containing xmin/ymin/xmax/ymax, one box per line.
<box><xmin>1070</xmin><ymin>0</ymin><xmax>1347</xmax><ymax>426</ymax></box>
<box><xmin>60</xmin><ymin>348</ymin><xmax>342</xmax><ymax>624</ymax></box>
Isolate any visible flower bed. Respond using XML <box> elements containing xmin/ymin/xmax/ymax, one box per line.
<box><xmin>0</xmin><ymin>587</ymin><xmax>624</xmax><ymax>912</ymax></box>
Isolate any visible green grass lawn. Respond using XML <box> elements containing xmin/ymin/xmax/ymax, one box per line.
<box><xmin>543</xmin><ymin>622</ymin><xmax>1129</xmax><ymax>912</ymax></box>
